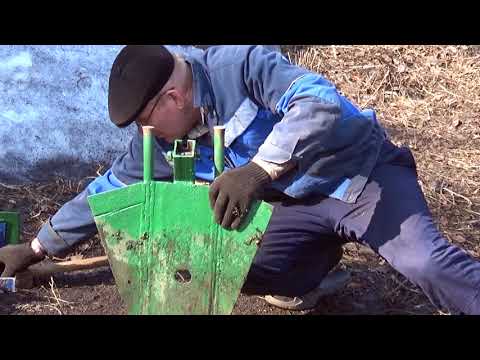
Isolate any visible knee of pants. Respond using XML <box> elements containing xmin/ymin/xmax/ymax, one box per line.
<box><xmin>243</xmin><ymin>245</ymin><xmax>343</xmax><ymax>297</ymax></box>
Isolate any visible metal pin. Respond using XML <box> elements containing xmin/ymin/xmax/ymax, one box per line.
<box><xmin>214</xmin><ymin>126</ymin><xmax>225</xmax><ymax>177</ymax></box>
<box><xmin>142</xmin><ymin>126</ymin><xmax>155</xmax><ymax>183</ymax></box>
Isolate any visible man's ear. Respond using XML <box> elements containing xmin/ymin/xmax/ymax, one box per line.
<box><xmin>166</xmin><ymin>89</ymin><xmax>184</xmax><ymax>109</ymax></box>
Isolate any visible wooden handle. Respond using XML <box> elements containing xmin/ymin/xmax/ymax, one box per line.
<box><xmin>55</xmin><ymin>256</ymin><xmax>109</xmax><ymax>271</ymax></box>
<box><xmin>27</xmin><ymin>256</ymin><xmax>109</xmax><ymax>277</ymax></box>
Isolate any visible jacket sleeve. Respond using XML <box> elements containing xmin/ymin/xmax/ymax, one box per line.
<box><xmin>231</xmin><ymin>46</ymin><xmax>369</xmax><ymax>166</ymax></box>
<box><xmin>36</xmin><ymin>133</ymin><xmax>173</xmax><ymax>256</ymax></box>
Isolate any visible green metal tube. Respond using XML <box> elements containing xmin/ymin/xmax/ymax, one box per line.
<box><xmin>173</xmin><ymin>139</ymin><xmax>196</xmax><ymax>183</ymax></box>
<box><xmin>143</xmin><ymin>126</ymin><xmax>154</xmax><ymax>183</ymax></box>
<box><xmin>214</xmin><ymin>126</ymin><xmax>225</xmax><ymax>177</ymax></box>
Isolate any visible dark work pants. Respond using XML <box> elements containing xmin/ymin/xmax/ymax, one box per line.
<box><xmin>243</xmin><ymin>141</ymin><xmax>480</xmax><ymax>314</ymax></box>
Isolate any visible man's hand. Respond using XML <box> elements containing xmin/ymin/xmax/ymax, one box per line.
<box><xmin>0</xmin><ymin>240</ymin><xmax>45</xmax><ymax>277</ymax></box>
<box><xmin>209</xmin><ymin>162</ymin><xmax>271</xmax><ymax>230</ymax></box>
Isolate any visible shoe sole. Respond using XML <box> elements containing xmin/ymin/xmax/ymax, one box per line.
<box><xmin>263</xmin><ymin>270</ymin><xmax>351</xmax><ymax>311</ymax></box>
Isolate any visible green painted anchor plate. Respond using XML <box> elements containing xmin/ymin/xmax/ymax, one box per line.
<box><xmin>88</xmin><ymin>135</ymin><xmax>272</xmax><ymax>315</ymax></box>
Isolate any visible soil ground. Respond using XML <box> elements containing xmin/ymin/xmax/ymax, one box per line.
<box><xmin>0</xmin><ymin>238</ymin><xmax>439</xmax><ymax>315</ymax></box>
<box><xmin>1</xmin><ymin>45</ymin><xmax>479</xmax><ymax>315</ymax></box>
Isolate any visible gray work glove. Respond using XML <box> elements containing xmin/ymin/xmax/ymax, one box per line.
<box><xmin>0</xmin><ymin>242</ymin><xmax>45</xmax><ymax>277</ymax></box>
<box><xmin>209</xmin><ymin>162</ymin><xmax>271</xmax><ymax>229</ymax></box>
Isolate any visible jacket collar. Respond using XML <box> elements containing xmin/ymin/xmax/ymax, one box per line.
<box><xmin>185</xmin><ymin>55</ymin><xmax>215</xmax><ymax>110</ymax></box>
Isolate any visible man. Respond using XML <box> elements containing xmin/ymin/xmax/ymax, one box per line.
<box><xmin>1</xmin><ymin>45</ymin><xmax>479</xmax><ymax>314</ymax></box>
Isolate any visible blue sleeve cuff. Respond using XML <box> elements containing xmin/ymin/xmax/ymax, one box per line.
<box><xmin>87</xmin><ymin>169</ymin><xmax>126</xmax><ymax>195</ymax></box>
<box><xmin>36</xmin><ymin>218</ymin><xmax>70</xmax><ymax>256</ymax></box>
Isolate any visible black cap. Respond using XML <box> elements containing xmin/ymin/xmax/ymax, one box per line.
<box><xmin>108</xmin><ymin>45</ymin><xmax>175</xmax><ymax>127</ymax></box>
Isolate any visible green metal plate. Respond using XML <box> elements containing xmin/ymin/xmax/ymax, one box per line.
<box><xmin>88</xmin><ymin>181</ymin><xmax>272</xmax><ymax>315</ymax></box>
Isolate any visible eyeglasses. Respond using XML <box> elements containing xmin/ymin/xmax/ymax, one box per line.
<box><xmin>137</xmin><ymin>87</ymin><xmax>173</xmax><ymax>127</ymax></box>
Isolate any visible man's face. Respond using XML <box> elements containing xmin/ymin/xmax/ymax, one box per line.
<box><xmin>136</xmin><ymin>88</ymin><xmax>198</xmax><ymax>143</ymax></box>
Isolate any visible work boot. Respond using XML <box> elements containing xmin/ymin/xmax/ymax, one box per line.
<box><xmin>262</xmin><ymin>268</ymin><xmax>351</xmax><ymax>311</ymax></box>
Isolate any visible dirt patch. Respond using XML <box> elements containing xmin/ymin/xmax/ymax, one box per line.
<box><xmin>1</xmin><ymin>46</ymin><xmax>479</xmax><ymax>315</ymax></box>
<box><xmin>0</xmin><ymin>236</ymin><xmax>438</xmax><ymax>315</ymax></box>
<box><xmin>0</xmin><ymin>269</ymin><xmax>126</xmax><ymax>315</ymax></box>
